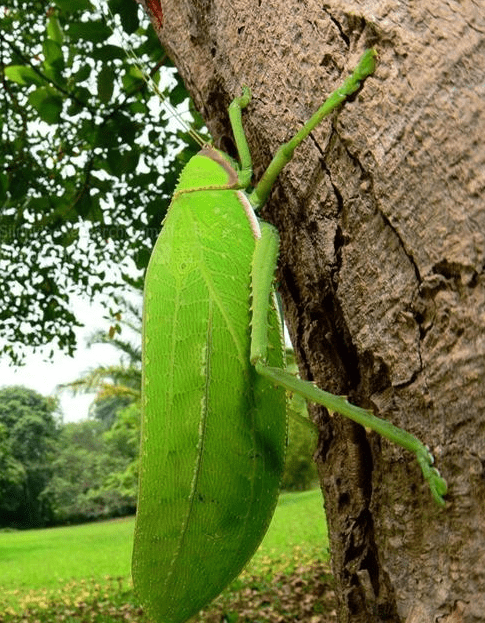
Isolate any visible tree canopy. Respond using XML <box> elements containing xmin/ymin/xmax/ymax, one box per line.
<box><xmin>0</xmin><ymin>385</ymin><xmax>60</xmax><ymax>527</ymax></box>
<box><xmin>1</xmin><ymin>0</ymin><xmax>202</xmax><ymax>363</ymax></box>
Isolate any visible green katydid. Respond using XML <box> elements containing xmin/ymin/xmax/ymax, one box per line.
<box><xmin>133</xmin><ymin>48</ymin><xmax>447</xmax><ymax>623</ymax></box>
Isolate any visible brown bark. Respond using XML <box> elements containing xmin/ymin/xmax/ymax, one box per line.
<box><xmin>139</xmin><ymin>0</ymin><xmax>485</xmax><ymax>620</ymax></box>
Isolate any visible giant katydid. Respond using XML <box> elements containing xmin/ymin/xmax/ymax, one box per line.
<box><xmin>130</xmin><ymin>46</ymin><xmax>447</xmax><ymax>623</ymax></box>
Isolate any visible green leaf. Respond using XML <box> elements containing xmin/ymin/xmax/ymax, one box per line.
<box><xmin>0</xmin><ymin>172</ymin><xmax>8</xmax><ymax>201</ymax></box>
<box><xmin>77</xmin><ymin>118</ymin><xmax>97</xmax><ymax>144</ymax></box>
<box><xmin>26</xmin><ymin>196</ymin><xmax>51</xmax><ymax>214</ymax></box>
<box><xmin>28</xmin><ymin>87</ymin><xmax>63</xmax><ymax>124</ymax></box>
<box><xmin>67</xmin><ymin>20</ymin><xmax>111</xmax><ymax>43</ymax></box>
<box><xmin>47</xmin><ymin>15</ymin><xmax>64</xmax><ymax>44</ymax></box>
<box><xmin>74</xmin><ymin>191</ymin><xmax>95</xmax><ymax>219</ymax></box>
<box><xmin>113</xmin><ymin>0</ymin><xmax>140</xmax><ymax>35</ymax></box>
<box><xmin>107</xmin><ymin>148</ymin><xmax>140</xmax><ymax>176</ymax></box>
<box><xmin>53</xmin><ymin>0</ymin><xmax>93</xmax><ymax>12</ymax></box>
<box><xmin>97</xmin><ymin>65</ymin><xmax>115</xmax><ymax>104</ymax></box>
<box><xmin>134</xmin><ymin>248</ymin><xmax>151</xmax><ymax>270</ymax></box>
<box><xmin>60</xmin><ymin>228</ymin><xmax>80</xmax><ymax>248</ymax></box>
<box><xmin>95</xmin><ymin>125</ymin><xmax>118</xmax><ymax>150</ymax></box>
<box><xmin>92</xmin><ymin>44</ymin><xmax>128</xmax><ymax>62</ymax></box>
<box><xmin>43</xmin><ymin>38</ymin><xmax>64</xmax><ymax>73</ymax></box>
<box><xmin>122</xmin><ymin>65</ymin><xmax>146</xmax><ymax>92</ymax></box>
<box><xmin>66</xmin><ymin>97</ymin><xmax>83</xmax><ymax>117</ymax></box>
<box><xmin>121</xmin><ymin>148</ymin><xmax>140</xmax><ymax>175</ymax></box>
<box><xmin>148</xmin><ymin>128</ymin><xmax>160</xmax><ymax>143</ymax></box>
<box><xmin>170</xmin><ymin>83</ymin><xmax>189</xmax><ymax>106</ymax></box>
<box><xmin>4</xmin><ymin>65</ymin><xmax>44</xmax><ymax>87</ymax></box>
<box><xmin>70</xmin><ymin>85</ymin><xmax>92</xmax><ymax>108</ymax></box>
<box><xmin>130</xmin><ymin>100</ymin><xmax>149</xmax><ymax>116</ymax></box>
<box><xmin>72</xmin><ymin>63</ymin><xmax>92</xmax><ymax>83</ymax></box>
<box><xmin>0</xmin><ymin>0</ymin><xmax>196</xmax><ymax>364</ymax></box>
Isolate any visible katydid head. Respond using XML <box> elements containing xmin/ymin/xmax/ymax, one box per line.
<box><xmin>174</xmin><ymin>146</ymin><xmax>244</xmax><ymax>192</ymax></box>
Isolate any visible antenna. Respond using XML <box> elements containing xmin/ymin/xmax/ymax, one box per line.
<box><xmin>104</xmin><ymin>3</ymin><xmax>205</xmax><ymax>148</ymax></box>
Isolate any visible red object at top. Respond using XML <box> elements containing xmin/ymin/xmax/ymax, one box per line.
<box><xmin>146</xmin><ymin>0</ymin><xmax>163</xmax><ymax>29</ymax></box>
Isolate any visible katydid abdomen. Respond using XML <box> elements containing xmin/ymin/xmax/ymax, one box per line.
<box><xmin>134</xmin><ymin>147</ymin><xmax>287</xmax><ymax>623</ymax></box>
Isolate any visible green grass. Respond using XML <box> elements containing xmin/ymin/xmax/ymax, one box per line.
<box><xmin>0</xmin><ymin>488</ymin><xmax>329</xmax><ymax>615</ymax></box>
<box><xmin>245</xmin><ymin>488</ymin><xmax>329</xmax><ymax>577</ymax></box>
<box><xmin>0</xmin><ymin>516</ymin><xmax>134</xmax><ymax>592</ymax></box>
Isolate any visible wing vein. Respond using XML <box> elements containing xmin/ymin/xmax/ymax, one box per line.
<box><xmin>188</xmin><ymin>207</ymin><xmax>250</xmax><ymax>369</ymax></box>
<box><xmin>165</xmin><ymin>300</ymin><xmax>213</xmax><ymax>582</ymax></box>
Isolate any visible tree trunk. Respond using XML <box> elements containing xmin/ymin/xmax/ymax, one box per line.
<box><xmin>139</xmin><ymin>0</ymin><xmax>485</xmax><ymax>620</ymax></box>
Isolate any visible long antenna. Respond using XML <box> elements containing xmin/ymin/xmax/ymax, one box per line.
<box><xmin>104</xmin><ymin>3</ymin><xmax>205</xmax><ymax>148</ymax></box>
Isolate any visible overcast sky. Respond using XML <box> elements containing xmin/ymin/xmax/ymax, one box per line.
<box><xmin>0</xmin><ymin>295</ymin><xmax>131</xmax><ymax>424</ymax></box>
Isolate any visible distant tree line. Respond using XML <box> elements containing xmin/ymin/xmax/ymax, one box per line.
<box><xmin>0</xmin><ymin>386</ymin><xmax>137</xmax><ymax>528</ymax></box>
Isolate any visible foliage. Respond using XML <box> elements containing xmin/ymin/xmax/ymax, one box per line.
<box><xmin>0</xmin><ymin>381</ymin><xmax>138</xmax><ymax>528</ymax></box>
<box><xmin>199</xmin><ymin>562</ymin><xmax>336</xmax><ymax>623</ymax></box>
<box><xmin>0</xmin><ymin>423</ymin><xmax>26</xmax><ymax>513</ymax></box>
<box><xmin>101</xmin><ymin>402</ymin><xmax>140</xmax><ymax>501</ymax></box>
<box><xmin>91</xmin><ymin>394</ymin><xmax>133</xmax><ymax>430</ymax></box>
<box><xmin>41</xmin><ymin>418</ymin><xmax>137</xmax><ymax>524</ymax></box>
<box><xmin>0</xmin><ymin>386</ymin><xmax>60</xmax><ymax>528</ymax></box>
<box><xmin>0</xmin><ymin>0</ymin><xmax>203</xmax><ymax>363</ymax></box>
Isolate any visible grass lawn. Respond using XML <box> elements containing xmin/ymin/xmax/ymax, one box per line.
<box><xmin>245</xmin><ymin>488</ymin><xmax>329</xmax><ymax>576</ymax></box>
<box><xmin>0</xmin><ymin>516</ymin><xmax>135</xmax><ymax>592</ymax></box>
<box><xmin>0</xmin><ymin>488</ymin><xmax>330</xmax><ymax>617</ymax></box>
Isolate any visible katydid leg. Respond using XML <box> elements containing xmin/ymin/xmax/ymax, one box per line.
<box><xmin>249</xmin><ymin>49</ymin><xmax>376</xmax><ymax>210</ymax></box>
<box><xmin>249</xmin><ymin>224</ymin><xmax>447</xmax><ymax>506</ymax></box>
<box><xmin>228</xmin><ymin>87</ymin><xmax>253</xmax><ymax>188</ymax></box>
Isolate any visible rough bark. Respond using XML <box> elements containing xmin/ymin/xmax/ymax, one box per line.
<box><xmin>139</xmin><ymin>0</ymin><xmax>485</xmax><ymax>621</ymax></box>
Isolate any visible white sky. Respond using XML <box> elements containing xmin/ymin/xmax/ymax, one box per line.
<box><xmin>0</xmin><ymin>294</ymin><xmax>129</xmax><ymax>424</ymax></box>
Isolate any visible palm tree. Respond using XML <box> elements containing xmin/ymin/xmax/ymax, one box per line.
<box><xmin>58</xmin><ymin>293</ymin><xmax>142</xmax><ymax>428</ymax></box>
